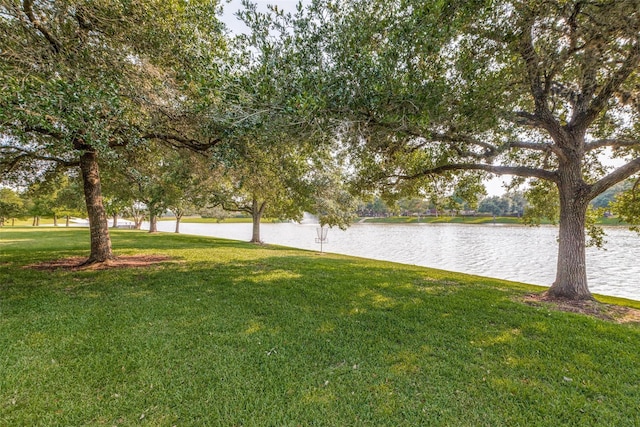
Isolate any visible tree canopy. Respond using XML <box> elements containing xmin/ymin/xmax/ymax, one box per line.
<box><xmin>0</xmin><ymin>0</ymin><xmax>226</xmax><ymax>262</ymax></box>
<box><xmin>278</xmin><ymin>0</ymin><xmax>640</xmax><ymax>300</ymax></box>
<box><xmin>2</xmin><ymin>0</ymin><xmax>639</xmax><ymax>301</ymax></box>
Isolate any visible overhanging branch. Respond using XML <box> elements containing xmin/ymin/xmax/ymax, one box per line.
<box><xmin>143</xmin><ymin>133</ymin><xmax>219</xmax><ymax>152</ymax></box>
<box><xmin>0</xmin><ymin>145</ymin><xmax>78</xmax><ymax>167</ymax></box>
<box><xmin>513</xmin><ymin>111</ymin><xmax>543</xmax><ymax>127</ymax></box>
<box><xmin>589</xmin><ymin>157</ymin><xmax>640</xmax><ymax>199</ymax></box>
<box><xmin>585</xmin><ymin>138</ymin><xmax>640</xmax><ymax>151</ymax></box>
<box><xmin>575</xmin><ymin>42</ymin><xmax>640</xmax><ymax>130</ymax></box>
<box><xmin>396</xmin><ymin>163</ymin><xmax>559</xmax><ymax>183</ymax></box>
<box><xmin>23</xmin><ymin>0</ymin><xmax>63</xmax><ymax>54</ymax></box>
<box><xmin>217</xmin><ymin>200</ymin><xmax>252</xmax><ymax>215</ymax></box>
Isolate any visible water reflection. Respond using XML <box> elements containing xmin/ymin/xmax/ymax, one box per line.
<box><xmin>152</xmin><ymin>221</ymin><xmax>640</xmax><ymax>301</ymax></box>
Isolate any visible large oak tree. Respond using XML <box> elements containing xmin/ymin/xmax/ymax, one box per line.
<box><xmin>0</xmin><ymin>0</ymin><xmax>225</xmax><ymax>263</ymax></box>
<box><xmin>200</xmin><ymin>1</ymin><xmax>355</xmax><ymax>243</ymax></box>
<box><xmin>286</xmin><ymin>0</ymin><xmax>640</xmax><ymax>300</ymax></box>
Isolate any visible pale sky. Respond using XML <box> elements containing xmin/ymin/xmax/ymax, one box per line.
<box><xmin>220</xmin><ymin>0</ymin><xmax>307</xmax><ymax>34</ymax></box>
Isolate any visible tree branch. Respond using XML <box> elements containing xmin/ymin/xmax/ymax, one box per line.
<box><xmin>23</xmin><ymin>124</ymin><xmax>66</xmax><ymax>140</ymax></box>
<box><xmin>0</xmin><ymin>146</ymin><xmax>79</xmax><ymax>170</ymax></box>
<box><xmin>513</xmin><ymin>110</ymin><xmax>543</xmax><ymax>127</ymax></box>
<box><xmin>588</xmin><ymin>157</ymin><xmax>640</xmax><ymax>199</ymax></box>
<box><xmin>396</xmin><ymin>163</ymin><xmax>559</xmax><ymax>183</ymax></box>
<box><xmin>585</xmin><ymin>138</ymin><xmax>640</xmax><ymax>151</ymax></box>
<box><xmin>143</xmin><ymin>133</ymin><xmax>219</xmax><ymax>152</ymax></box>
<box><xmin>518</xmin><ymin>17</ymin><xmax>547</xmax><ymax>116</ymax></box>
<box><xmin>574</xmin><ymin>42</ymin><xmax>640</xmax><ymax>130</ymax></box>
<box><xmin>429</xmin><ymin>132</ymin><xmax>496</xmax><ymax>153</ymax></box>
<box><xmin>218</xmin><ymin>200</ymin><xmax>252</xmax><ymax>214</ymax></box>
<box><xmin>23</xmin><ymin>0</ymin><xmax>62</xmax><ymax>54</ymax></box>
<box><xmin>516</xmin><ymin>18</ymin><xmax>567</xmax><ymax>140</ymax></box>
<box><xmin>500</xmin><ymin>139</ymin><xmax>566</xmax><ymax>163</ymax></box>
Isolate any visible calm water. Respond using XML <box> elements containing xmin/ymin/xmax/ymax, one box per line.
<box><xmin>152</xmin><ymin>220</ymin><xmax>640</xmax><ymax>301</ymax></box>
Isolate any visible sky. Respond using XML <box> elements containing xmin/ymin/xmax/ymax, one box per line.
<box><xmin>220</xmin><ymin>0</ymin><xmax>306</xmax><ymax>34</ymax></box>
<box><xmin>219</xmin><ymin>0</ymin><xmax>509</xmax><ymax>196</ymax></box>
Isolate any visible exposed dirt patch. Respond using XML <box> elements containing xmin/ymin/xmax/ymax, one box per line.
<box><xmin>26</xmin><ymin>255</ymin><xmax>172</xmax><ymax>271</ymax></box>
<box><xmin>523</xmin><ymin>292</ymin><xmax>640</xmax><ymax>324</ymax></box>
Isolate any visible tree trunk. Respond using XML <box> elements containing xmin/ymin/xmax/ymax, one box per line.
<box><xmin>112</xmin><ymin>213</ymin><xmax>118</xmax><ymax>228</ymax></box>
<box><xmin>547</xmin><ymin>163</ymin><xmax>592</xmax><ymax>300</ymax></box>
<box><xmin>148</xmin><ymin>206</ymin><xmax>158</xmax><ymax>233</ymax></box>
<box><xmin>53</xmin><ymin>214</ymin><xmax>58</xmax><ymax>226</ymax></box>
<box><xmin>175</xmin><ymin>214</ymin><xmax>182</xmax><ymax>233</ymax></box>
<box><xmin>250</xmin><ymin>199</ymin><xmax>266</xmax><ymax>243</ymax></box>
<box><xmin>66</xmin><ymin>215</ymin><xmax>70</xmax><ymax>227</ymax></box>
<box><xmin>250</xmin><ymin>211</ymin><xmax>261</xmax><ymax>243</ymax></box>
<box><xmin>79</xmin><ymin>148</ymin><xmax>113</xmax><ymax>263</ymax></box>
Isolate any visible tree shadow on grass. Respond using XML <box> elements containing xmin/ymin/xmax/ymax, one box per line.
<box><xmin>8</xmin><ymin>226</ymin><xmax>640</xmax><ymax>325</ymax></box>
<box><xmin>25</xmin><ymin>255</ymin><xmax>174</xmax><ymax>271</ymax></box>
<box><xmin>4</xmin><ymin>247</ymin><xmax>640</xmax><ymax>425</ymax></box>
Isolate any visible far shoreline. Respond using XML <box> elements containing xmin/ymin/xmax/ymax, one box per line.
<box><xmin>357</xmin><ymin>215</ymin><xmax>629</xmax><ymax>226</ymax></box>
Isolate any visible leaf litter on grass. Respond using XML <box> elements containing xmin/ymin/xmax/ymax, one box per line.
<box><xmin>24</xmin><ymin>255</ymin><xmax>173</xmax><ymax>271</ymax></box>
<box><xmin>522</xmin><ymin>293</ymin><xmax>640</xmax><ymax>324</ymax></box>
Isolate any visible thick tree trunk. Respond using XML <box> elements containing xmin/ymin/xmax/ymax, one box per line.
<box><xmin>79</xmin><ymin>149</ymin><xmax>113</xmax><ymax>263</ymax></box>
<box><xmin>251</xmin><ymin>212</ymin><xmax>262</xmax><ymax>243</ymax></box>
<box><xmin>547</xmin><ymin>161</ymin><xmax>592</xmax><ymax>300</ymax></box>
<box><xmin>148</xmin><ymin>207</ymin><xmax>158</xmax><ymax>233</ymax></box>
<box><xmin>149</xmin><ymin>215</ymin><xmax>158</xmax><ymax>232</ymax></box>
<box><xmin>250</xmin><ymin>199</ymin><xmax>266</xmax><ymax>243</ymax></box>
<box><xmin>112</xmin><ymin>213</ymin><xmax>118</xmax><ymax>228</ymax></box>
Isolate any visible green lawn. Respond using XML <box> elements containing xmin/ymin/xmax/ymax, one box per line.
<box><xmin>1</xmin><ymin>228</ymin><xmax>639</xmax><ymax>426</ymax></box>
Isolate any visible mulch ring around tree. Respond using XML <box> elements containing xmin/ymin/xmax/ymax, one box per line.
<box><xmin>523</xmin><ymin>292</ymin><xmax>640</xmax><ymax>324</ymax></box>
<box><xmin>25</xmin><ymin>255</ymin><xmax>173</xmax><ymax>271</ymax></box>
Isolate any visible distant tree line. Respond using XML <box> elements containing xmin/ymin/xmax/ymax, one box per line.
<box><xmin>357</xmin><ymin>184</ymin><xmax>635</xmax><ymax>219</ymax></box>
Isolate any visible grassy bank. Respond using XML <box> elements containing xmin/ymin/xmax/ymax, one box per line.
<box><xmin>1</xmin><ymin>228</ymin><xmax>639</xmax><ymax>426</ymax></box>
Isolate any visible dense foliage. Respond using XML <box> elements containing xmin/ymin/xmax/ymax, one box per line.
<box><xmin>275</xmin><ymin>0</ymin><xmax>640</xmax><ymax>299</ymax></box>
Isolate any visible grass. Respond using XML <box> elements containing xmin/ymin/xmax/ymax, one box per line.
<box><xmin>1</xmin><ymin>228</ymin><xmax>639</xmax><ymax>426</ymax></box>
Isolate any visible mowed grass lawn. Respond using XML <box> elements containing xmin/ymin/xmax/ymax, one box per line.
<box><xmin>1</xmin><ymin>228</ymin><xmax>639</xmax><ymax>426</ymax></box>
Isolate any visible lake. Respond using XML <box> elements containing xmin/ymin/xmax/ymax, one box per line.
<box><xmin>152</xmin><ymin>220</ymin><xmax>640</xmax><ymax>301</ymax></box>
